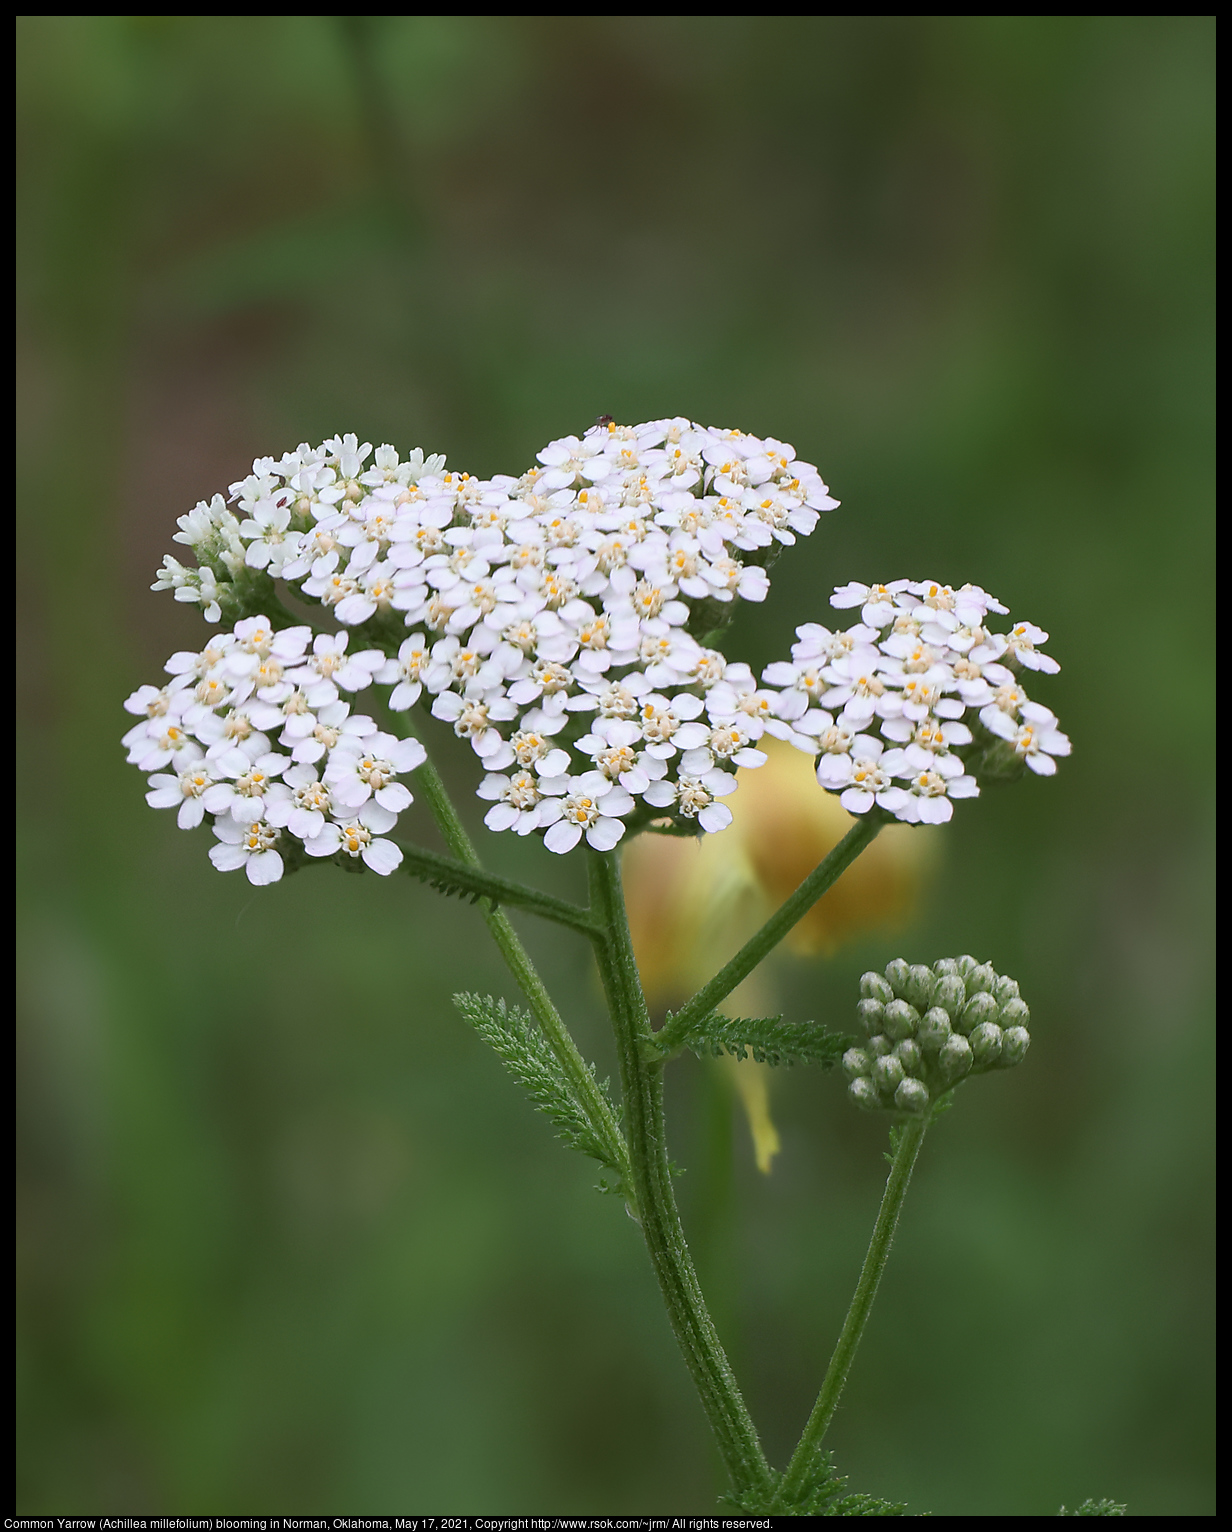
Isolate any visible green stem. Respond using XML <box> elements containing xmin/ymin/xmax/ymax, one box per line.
<box><xmin>395</xmin><ymin>840</ymin><xmax>601</xmax><ymax>936</ymax></box>
<box><xmin>777</xmin><ymin>1115</ymin><xmax>929</xmax><ymax>1509</ymax></box>
<box><xmin>407</xmin><ymin>738</ymin><xmax>630</xmax><ymax>1190</ymax></box>
<box><xmin>653</xmin><ymin>816</ymin><xmax>883</xmax><ymax>1058</ymax></box>
<box><xmin>587</xmin><ymin>849</ymin><xmax>773</xmax><ymax>1502</ymax></box>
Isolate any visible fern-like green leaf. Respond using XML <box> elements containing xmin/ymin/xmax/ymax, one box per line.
<box><xmin>1059</xmin><ymin>1499</ymin><xmax>1127</xmax><ymax>1516</ymax></box>
<box><xmin>683</xmin><ymin>1011</ymin><xmax>850</xmax><ymax>1069</ymax></box>
<box><xmin>454</xmin><ymin>993</ymin><xmax>624</xmax><ymax>1187</ymax></box>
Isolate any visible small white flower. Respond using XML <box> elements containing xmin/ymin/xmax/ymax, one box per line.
<box><xmin>264</xmin><ymin>764</ymin><xmax>336</xmax><ymax>840</ymax></box>
<box><xmin>1003</xmin><ymin>621</ymin><xmax>1060</xmax><ymax>674</ymax></box>
<box><xmin>303</xmin><ymin>805</ymin><xmax>404</xmax><ymax>875</ymax></box>
<box><xmin>984</xmin><ymin>702</ymin><xmax>1071</xmax><ymax>774</ymax></box>
<box><xmin>145</xmin><ymin>761</ymin><xmax>219</xmax><ymax>829</ymax></box>
<box><xmin>538</xmin><ymin>775</ymin><xmax>633</xmax><ymax>854</ymax></box>
<box><xmin>477</xmin><ymin>769</ymin><xmax>549</xmax><ymax>834</ymax></box>
<box><xmin>643</xmin><ymin>769</ymin><xmax>737</xmax><ymax>834</ymax></box>
<box><xmin>201</xmin><ymin>747</ymin><xmax>289</xmax><ymax>822</ymax></box>
<box><xmin>209</xmin><ymin>815</ymin><xmax>285</xmax><ymax>885</ymax></box>
<box><xmin>324</xmin><ymin>731</ymin><xmax>426</xmax><ymax>811</ymax></box>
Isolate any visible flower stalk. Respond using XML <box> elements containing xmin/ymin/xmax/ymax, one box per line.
<box><xmin>652</xmin><ymin>814</ymin><xmax>885</xmax><ymax>1058</ymax></box>
<box><xmin>410</xmin><ymin>737</ymin><xmax>631</xmax><ymax>1192</ymax></box>
<box><xmin>587</xmin><ymin>848</ymin><xmax>774</xmax><ymax>1501</ymax></box>
<box><xmin>777</xmin><ymin>1114</ymin><xmax>929</xmax><ymax>1509</ymax></box>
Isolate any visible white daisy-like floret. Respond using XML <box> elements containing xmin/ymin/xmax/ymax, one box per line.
<box><xmin>643</xmin><ymin>768</ymin><xmax>738</xmax><ymax>834</ymax></box>
<box><xmin>429</xmin><ymin>690</ymin><xmax>518</xmax><ymax>759</ymax></box>
<box><xmin>124</xmin><ymin>716</ymin><xmax>200</xmax><ymax>773</ymax></box>
<box><xmin>282</xmin><ymin>703</ymin><xmax>375</xmax><ymax>765</ymax></box>
<box><xmin>290</xmin><ymin>632</ymin><xmax>385</xmax><ymax>695</ymax></box>
<box><xmin>200</xmin><ymin>744</ymin><xmax>290</xmax><ymax>822</ymax></box>
<box><xmin>323</xmin><ymin>731</ymin><xmax>427</xmax><ymax>812</ymax></box>
<box><xmin>830</xmin><ymin>580</ymin><xmax>910</xmax><ymax>627</ymax></box>
<box><xmin>1003</xmin><ymin>621</ymin><xmax>1061</xmax><ymax>674</ymax></box>
<box><xmin>476</xmin><ymin>769</ymin><xmax>550</xmax><ymax>835</ymax></box>
<box><xmin>303</xmin><ymin>803</ymin><xmax>404</xmax><ymax>875</ymax></box>
<box><xmin>264</xmin><ymin>764</ymin><xmax>336</xmax><ymax>841</ymax></box>
<box><xmin>209</xmin><ymin>814</ymin><xmax>285</xmax><ymax>885</ymax></box>
<box><xmin>892</xmin><ymin>761</ymin><xmax>980</xmax><ymax>824</ymax></box>
<box><xmin>145</xmin><ymin>760</ymin><xmax>219</xmax><ymax>829</ymax></box>
<box><xmin>538</xmin><ymin>773</ymin><xmax>635</xmax><ymax>854</ymax></box>
<box><xmin>375</xmin><ymin>633</ymin><xmax>432</xmax><ymax>710</ymax></box>
<box><xmin>982</xmin><ymin>702</ymin><xmax>1071</xmax><ymax>774</ymax></box>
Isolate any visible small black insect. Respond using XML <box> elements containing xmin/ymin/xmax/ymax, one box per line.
<box><xmin>594</xmin><ymin>414</ymin><xmax>615</xmax><ymax>429</ymax></box>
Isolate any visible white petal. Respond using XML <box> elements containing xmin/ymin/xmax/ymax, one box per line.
<box><xmin>362</xmin><ymin>839</ymin><xmax>403</xmax><ymax>875</ymax></box>
<box><xmin>585</xmin><ymin>818</ymin><xmax>625</xmax><ymax>852</ymax></box>
<box><xmin>543</xmin><ymin>820</ymin><xmax>583</xmax><ymax>854</ymax></box>
<box><xmin>246</xmin><ymin>850</ymin><xmax>285</xmax><ymax>885</ymax></box>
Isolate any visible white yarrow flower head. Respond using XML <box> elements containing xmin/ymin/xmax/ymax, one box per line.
<box><xmin>124</xmin><ymin>613</ymin><xmax>428</xmax><ymax>880</ymax></box>
<box><xmin>136</xmin><ymin>422</ymin><xmax>844</xmax><ymax>860</ymax></box>
<box><xmin>758</xmin><ymin>580</ymin><xmax>1070</xmax><ymax>827</ymax></box>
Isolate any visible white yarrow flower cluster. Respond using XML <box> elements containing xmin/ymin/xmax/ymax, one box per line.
<box><xmin>122</xmin><ymin>616</ymin><xmax>424</xmax><ymax>882</ymax></box>
<box><xmin>761</xmin><ymin>580</ymin><xmax>1071</xmax><ymax>824</ymax></box>
<box><xmin>377</xmin><ymin>418</ymin><xmax>841</xmax><ymax>852</ymax></box>
<box><xmin>132</xmin><ymin>426</ymin><xmax>1071</xmax><ymax>879</ymax></box>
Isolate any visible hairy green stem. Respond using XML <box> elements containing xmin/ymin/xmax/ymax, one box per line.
<box><xmin>654</xmin><ymin>816</ymin><xmax>884</xmax><ymax>1058</ymax></box>
<box><xmin>407</xmin><ymin>741</ymin><xmax>630</xmax><ymax>1189</ymax></box>
<box><xmin>778</xmin><ymin>1115</ymin><xmax>928</xmax><ymax>1509</ymax></box>
<box><xmin>588</xmin><ymin>849</ymin><xmax>773</xmax><ymax>1502</ymax></box>
<box><xmin>394</xmin><ymin>840</ymin><xmax>601</xmax><ymax>936</ymax></box>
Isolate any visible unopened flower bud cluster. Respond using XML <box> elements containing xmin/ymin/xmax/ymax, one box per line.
<box><xmin>843</xmin><ymin>956</ymin><xmax>1031</xmax><ymax>1115</ymax></box>
<box><xmin>122</xmin><ymin>616</ymin><xmax>425</xmax><ymax>883</ymax></box>
<box><xmin>759</xmin><ymin>580</ymin><xmax>1071</xmax><ymax>824</ymax></box>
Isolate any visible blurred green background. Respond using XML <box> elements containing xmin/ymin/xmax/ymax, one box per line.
<box><xmin>16</xmin><ymin>15</ymin><xmax>1214</xmax><ymax>1515</ymax></box>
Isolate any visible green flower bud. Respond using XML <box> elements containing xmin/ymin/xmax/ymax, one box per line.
<box><xmin>873</xmin><ymin>1054</ymin><xmax>905</xmax><ymax>1095</ymax></box>
<box><xmin>848</xmin><ymin>1077</ymin><xmax>882</xmax><ymax>1111</ymax></box>
<box><xmin>966</xmin><ymin>962</ymin><xmax>997</xmax><ymax>995</ymax></box>
<box><xmin>893</xmin><ymin>1038</ymin><xmax>923</xmax><ymax>1075</ymax></box>
<box><xmin>903</xmin><ymin>963</ymin><xmax>935</xmax><ymax>1010</ymax></box>
<box><xmin>847</xmin><ymin>960</ymin><xmax>1030</xmax><ymax>1114</ymax></box>
<box><xmin>842</xmin><ymin>1047</ymin><xmax>872</xmax><ymax>1081</ymax></box>
<box><xmin>894</xmin><ymin>1077</ymin><xmax>930</xmax><ymax>1115</ymax></box>
<box><xmin>997</xmin><ymin>997</ymin><xmax>1030</xmax><ymax>1030</ymax></box>
<box><xmin>958</xmin><ymin>991</ymin><xmax>999</xmax><ymax>1035</ymax></box>
<box><xmin>882</xmin><ymin>999</ymin><xmax>920</xmax><ymax>1040</ymax></box>
<box><xmin>969</xmin><ymin>1020</ymin><xmax>1004</xmax><ymax>1067</ymax></box>
<box><xmin>933</xmin><ymin>974</ymin><xmax>966</xmax><ymax>1018</ymax></box>
<box><xmin>917</xmin><ymin>1007</ymin><xmax>953</xmax><ymax>1052</ymax></box>
<box><xmin>938</xmin><ymin>1032</ymin><xmax>973</xmax><ymax>1082</ymax></box>
<box><xmin>999</xmin><ymin>1026</ymin><xmax>1031</xmax><ymax>1067</ymax></box>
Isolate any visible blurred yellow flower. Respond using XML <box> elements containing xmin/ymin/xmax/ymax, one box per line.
<box><xmin>623</xmin><ymin>736</ymin><xmax>937</xmax><ymax>1172</ymax></box>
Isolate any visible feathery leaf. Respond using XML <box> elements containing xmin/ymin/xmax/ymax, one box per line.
<box><xmin>677</xmin><ymin>1011</ymin><xmax>850</xmax><ymax>1069</ymax></box>
<box><xmin>454</xmin><ymin>993</ymin><xmax>624</xmax><ymax>1187</ymax></box>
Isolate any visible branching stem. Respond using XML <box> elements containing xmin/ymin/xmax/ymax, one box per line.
<box><xmin>653</xmin><ymin>815</ymin><xmax>883</xmax><ymax>1058</ymax></box>
<box><xmin>406</xmin><ymin>736</ymin><xmax>630</xmax><ymax>1190</ymax></box>
<box><xmin>394</xmin><ymin>840</ymin><xmax>602</xmax><ymax>936</ymax></box>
